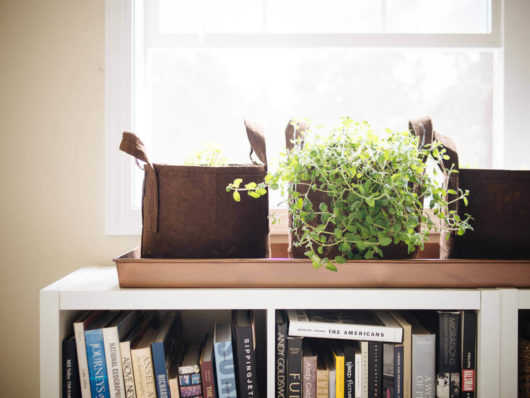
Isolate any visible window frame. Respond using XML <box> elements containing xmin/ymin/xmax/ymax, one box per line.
<box><xmin>106</xmin><ymin>0</ymin><xmax>506</xmax><ymax>235</ymax></box>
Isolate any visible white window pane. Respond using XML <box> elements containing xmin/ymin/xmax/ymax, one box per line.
<box><xmin>139</xmin><ymin>49</ymin><xmax>494</xmax><ymax>206</ymax></box>
<box><xmin>386</xmin><ymin>0</ymin><xmax>490</xmax><ymax>33</ymax></box>
<box><xmin>266</xmin><ymin>0</ymin><xmax>382</xmax><ymax>33</ymax></box>
<box><xmin>159</xmin><ymin>0</ymin><xmax>264</xmax><ymax>34</ymax></box>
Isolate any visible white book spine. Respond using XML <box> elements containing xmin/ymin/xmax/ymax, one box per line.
<box><xmin>361</xmin><ymin>342</ymin><xmax>368</xmax><ymax>398</ymax></box>
<box><xmin>74</xmin><ymin>321</ymin><xmax>91</xmax><ymax>398</ymax></box>
<box><xmin>287</xmin><ymin>311</ymin><xmax>403</xmax><ymax>343</ymax></box>
<box><xmin>120</xmin><ymin>341</ymin><xmax>137</xmax><ymax>398</ymax></box>
<box><xmin>411</xmin><ymin>334</ymin><xmax>435</xmax><ymax>398</ymax></box>
<box><xmin>355</xmin><ymin>351</ymin><xmax>362</xmax><ymax>398</ymax></box>
<box><xmin>103</xmin><ymin>326</ymin><xmax>126</xmax><ymax>398</ymax></box>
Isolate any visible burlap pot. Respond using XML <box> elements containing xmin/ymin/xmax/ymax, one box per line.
<box><xmin>285</xmin><ymin>117</ymin><xmax>459</xmax><ymax>260</ymax></box>
<box><xmin>119</xmin><ymin>122</ymin><xmax>269</xmax><ymax>258</ymax></box>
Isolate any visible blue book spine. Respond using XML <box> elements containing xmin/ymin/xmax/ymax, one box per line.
<box><xmin>214</xmin><ymin>341</ymin><xmax>237</xmax><ymax>398</ymax></box>
<box><xmin>85</xmin><ymin>329</ymin><xmax>110</xmax><ymax>398</ymax></box>
<box><xmin>152</xmin><ymin>342</ymin><xmax>171</xmax><ymax>398</ymax></box>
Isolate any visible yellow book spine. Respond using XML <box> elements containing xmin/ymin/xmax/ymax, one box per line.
<box><xmin>334</xmin><ymin>352</ymin><xmax>344</xmax><ymax>398</ymax></box>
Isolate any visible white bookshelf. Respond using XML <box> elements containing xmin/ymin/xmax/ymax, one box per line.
<box><xmin>41</xmin><ymin>267</ymin><xmax>515</xmax><ymax>398</ymax></box>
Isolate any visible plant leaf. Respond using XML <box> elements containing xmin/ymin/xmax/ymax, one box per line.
<box><xmin>233</xmin><ymin>191</ymin><xmax>241</xmax><ymax>202</ymax></box>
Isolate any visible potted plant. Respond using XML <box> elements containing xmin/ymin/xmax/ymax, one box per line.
<box><xmin>227</xmin><ymin>117</ymin><xmax>472</xmax><ymax>270</ymax></box>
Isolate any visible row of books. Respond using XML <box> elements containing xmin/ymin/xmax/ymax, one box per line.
<box><xmin>62</xmin><ymin>310</ymin><xmax>262</xmax><ymax>398</ymax></box>
<box><xmin>277</xmin><ymin>309</ymin><xmax>477</xmax><ymax>398</ymax></box>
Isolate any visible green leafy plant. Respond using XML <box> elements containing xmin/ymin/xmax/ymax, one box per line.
<box><xmin>227</xmin><ymin>118</ymin><xmax>472</xmax><ymax>270</ymax></box>
<box><xmin>185</xmin><ymin>142</ymin><xmax>229</xmax><ymax>166</ymax></box>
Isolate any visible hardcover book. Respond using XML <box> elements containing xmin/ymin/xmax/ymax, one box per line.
<box><xmin>461</xmin><ymin>311</ymin><xmax>477</xmax><ymax>398</ymax></box>
<box><xmin>317</xmin><ymin>340</ymin><xmax>336</xmax><ymax>398</ymax></box>
<box><xmin>85</xmin><ymin>312</ymin><xmax>119</xmax><ymax>398</ymax></box>
<box><xmin>232</xmin><ymin>310</ymin><xmax>259</xmax><ymax>398</ymax></box>
<box><xmin>353</xmin><ymin>343</ymin><xmax>362</xmax><ymax>398</ymax></box>
<box><xmin>403</xmin><ymin>314</ymin><xmax>435</xmax><ymax>398</ymax></box>
<box><xmin>315</xmin><ymin>349</ymin><xmax>329</xmax><ymax>398</ymax></box>
<box><xmin>214</xmin><ymin>321</ymin><xmax>237</xmax><ymax>398</ymax></box>
<box><xmin>368</xmin><ymin>342</ymin><xmax>382</xmax><ymax>398</ymax></box>
<box><xmin>276</xmin><ymin>311</ymin><xmax>288</xmax><ymax>398</ymax></box>
<box><xmin>287</xmin><ymin>336</ymin><xmax>303</xmax><ymax>398</ymax></box>
<box><xmin>179</xmin><ymin>342</ymin><xmax>203</xmax><ymax>398</ymax></box>
<box><xmin>394</xmin><ymin>345</ymin><xmax>403</xmax><ymax>398</ymax></box>
<box><xmin>120</xmin><ymin>312</ymin><xmax>157</xmax><ymax>398</ymax></box>
<box><xmin>341</xmin><ymin>341</ymin><xmax>356</xmax><ymax>398</ymax></box>
<box><xmin>302</xmin><ymin>340</ymin><xmax>317</xmax><ymax>398</ymax></box>
<box><xmin>131</xmin><ymin>325</ymin><xmax>160</xmax><ymax>398</ymax></box>
<box><xmin>389</xmin><ymin>311</ymin><xmax>412</xmax><ymax>398</ymax></box>
<box><xmin>361</xmin><ymin>341</ymin><xmax>368</xmax><ymax>398</ymax></box>
<box><xmin>331</xmin><ymin>342</ymin><xmax>345</xmax><ymax>398</ymax></box>
<box><xmin>382</xmin><ymin>343</ymin><xmax>394</xmax><ymax>398</ymax></box>
<box><xmin>152</xmin><ymin>312</ymin><xmax>180</xmax><ymax>398</ymax></box>
<box><xmin>200</xmin><ymin>334</ymin><xmax>217</xmax><ymax>398</ymax></box>
<box><xmin>103</xmin><ymin>311</ymin><xmax>138</xmax><ymax>398</ymax></box>
<box><xmin>414</xmin><ymin>311</ymin><xmax>461</xmax><ymax>398</ymax></box>
<box><xmin>286</xmin><ymin>310</ymin><xmax>403</xmax><ymax>343</ymax></box>
<box><xmin>63</xmin><ymin>334</ymin><xmax>81</xmax><ymax>398</ymax></box>
<box><xmin>74</xmin><ymin>311</ymin><xmax>105</xmax><ymax>398</ymax></box>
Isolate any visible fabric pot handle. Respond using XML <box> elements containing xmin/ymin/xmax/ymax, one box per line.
<box><xmin>119</xmin><ymin>131</ymin><xmax>154</xmax><ymax>170</ymax></box>
<box><xmin>409</xmin><ymin>116</ymin><xmax>461</xmax><ymax>258</ymax></box>
<box><xmin>119</xmin><ymin>131</ymin><xmax>159</xmax><ymax>233</ymax></box>
<box><xmin>284</xmin><ymin>119</ymin><xmax>309</xmax><ymax>150</ymax></box>
<box><xmin>244</xmin><ymin>120</ymin><xmax>268</xmax><ymax>169</ymax></box>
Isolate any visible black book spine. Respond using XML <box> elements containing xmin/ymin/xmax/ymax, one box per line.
<box><xmin>276</xmin><ymin>313</ymin><xmax>288</xmax><ymax>398</ymax></box>
<box><xmin>287</xmin><ymin>336</ymin><xmax>303</xmax><ymax>398</ymax></box>
<box><xmin>234</xmin><ymin>324</ymin><xmax>259</xmax><ymax>398</ymax></box>
<box><xmin>62</xmin><ymin>337</ymin><xmax>81</xmax><ymax>398</ymax></box>
<box><xmin>343</xmin><ymin>343</ymin><xmax>355</xmax><ymax>398</ymax></box>
<box><xmin>368</xmin><ymin>341</ymin><xmax>383</xmax><ymax>398</ymax></box>
<box><xmin>438</xmin><ymin>312</ymin><xmax>461</xmax><ymax>372</ymax></box>
<box><xmin>461</xmin><ymin>311</ymin><xmax>477</xmax><ymax>398</ymax></box>
<box><xmin>394</xmin><ymin>345</ymin><xmax>403</xmax><ymax>398</ymax></box>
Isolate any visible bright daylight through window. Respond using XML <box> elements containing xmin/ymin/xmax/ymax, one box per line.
<box><xmin>107</xmin><ymin>0</ymin><xmax>501</xmax><ymax>233</ymax></box>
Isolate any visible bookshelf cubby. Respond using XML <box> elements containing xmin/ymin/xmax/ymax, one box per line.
<box><xmin>41</xmin><ymin>267</ymin><xmax>522</xmax><ymax>397</ymax></box>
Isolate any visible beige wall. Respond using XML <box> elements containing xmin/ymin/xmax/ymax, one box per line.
<box><xmin>0</xmin><ymin>1</ymin><xmax>139</xmax><ymax>396</ymax></box>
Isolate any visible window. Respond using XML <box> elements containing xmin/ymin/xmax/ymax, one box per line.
<box><xmin>107</xmin><ymin>0</ymin><xmax>508</xmax><ymax>234</ymax></box>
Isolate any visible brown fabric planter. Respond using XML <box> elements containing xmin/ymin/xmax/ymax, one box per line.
<box><xmin>452</xmin><ymin>169</ymin><xmax>530</xmax><ymax>259</ymax></box>
<box><xmin>285</xmin><ymin>118</ymin><xmax>442</xmax><ymax>260</ymax></box>
<box><xmin>119</xmin><ymin>122</ymin><xmax>269</xmax><ymax>258</ymax></box>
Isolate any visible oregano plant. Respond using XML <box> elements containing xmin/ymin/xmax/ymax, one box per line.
<box><xmin>227</xmin><ymin>118</ymin><xmax>472</xmax><ymax>271</ymax></box>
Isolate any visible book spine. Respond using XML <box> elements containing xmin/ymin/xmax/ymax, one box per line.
<box><xmin>354</xmin><ymin>350</ymin><xmax>362</xmax><ymax>398</ymax></box>
<box><xmin>329</xmin><ymin>369</ymin><xmax>336</xmax><ymax>398</ymax></box>
<box><xmin>302</xmin><ymin>354</ymin><xmax>317</xmax><ymax>398</ymax></box>
<box><xmin>394</xmin><ymin>345</ymin><xmax>403</xmax><ymax>398</ymax></box>
<box><xmin>368</xmin><ymin>342</ymin><xmax>382</xmax><ymax>398</ymax></box>
<box><xmin>276</xmin><ymin>316</ymin><xmax>288</xmax><ymax>398</ymax></box>
<box><xmin>119</xmin><ymin>341</ymin><xmax>137</xmax><ymax>398</ymax></box>
<box><xmin>287</xmin><ymin>336</ymin><xmax>303</xmax><ymax>398</ymax></box>
<box><xmin>461</xmin><ymin>311</ymin><xmax>477</xmax><ymax>398</ymax></box>
<box><xmin>288</xmin><ymin>320</ymin><xmax>402</xmax><ymax>343</ymax></box>
<box><xmin>316</xmin><ymin>369</ymin><xmax>329</xmax><ymax>398</ymax></box>
<box><xmin>85</xmin><ymin>329</ymin><xmax>111</xmax><ymax>398</ymax></box>
<box><xmin>344</xmin><ymin>346</ymin><xmax>355</xmax><ymax>398</ymax></box>
<box><xmin>334</xmin><ymin>352</ymin><xmax>345</xmax><ymax>398</ymax></box>
<box><xmin>233</xmin><ymin>324</ymin><xmax>259</xmax><ymax>398</ymax></box>
<box><xmin>200</xmin><ymin>358</ymin><xmax>216</xmax><ymax>398</ymax></box>
<box><xmin>411</xmin><ymin>334</ymin><xmax>435</xmax><ymax>398</ymax></box>
<box><xmin>382</xmin><ymin>343</ymin><xmax>394</xmax><ymax>398</ymax></box>
<box><xmin>74</xmin><ymin>321</ymin><xmax>92</xmax><ymax>398</ymax></box>
<box><xmin>438</xmin><ymin>312</ymin><xmax>461</xmax><ymax>372</ymax></box>
<box><xmin>169</xmin><ymin>378</ymin><xmax>180</xmax><ymax>398</ymax></box>
<box><xmin>361</xmin><ymin>342</ymin><xmax>368</xmax><ymax>398</ymax></box>
<box><xmin>131</xmin><ymin>347</ymin><xmax>157</xmax><ymax>398</ymax></box>
<box><xmin>63</xmin><ymin>337</ymin><xmax>81</xmax><ymax>398</ymax></box>
<box><xmin>103</xmin><ymin>327</ymin><xmax>126</xmax><ymax>398</ymax></box>
<box><xmin>214</xmin><ymin>340</ymin><xmax>237</xmax><ymax>398</ymax></box>
<box><xmin>151</xmin><ymin>342</ymin><xmax>170</xmax><ymax>398</ymax></box>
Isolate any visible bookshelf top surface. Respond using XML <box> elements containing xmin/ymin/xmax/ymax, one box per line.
<box><xmin>41</xmin><ymin>267</ymin><xmax>482</xmax><ymax>311</ymax></box>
